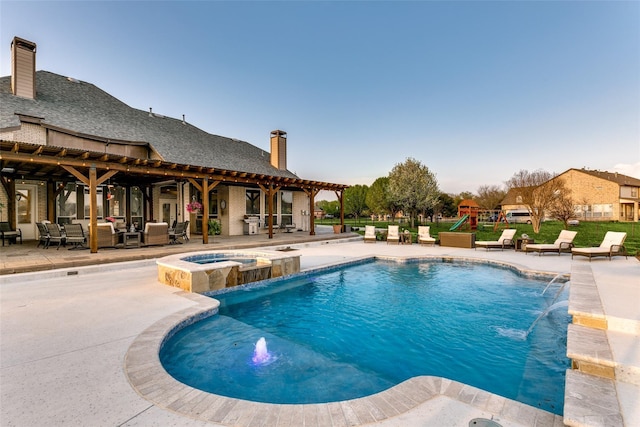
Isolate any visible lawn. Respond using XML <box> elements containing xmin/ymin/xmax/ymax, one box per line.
<box><xmin>316</xmin><ymin>218</ymin><xmax>640</xmax><ymax>256</ymax></box>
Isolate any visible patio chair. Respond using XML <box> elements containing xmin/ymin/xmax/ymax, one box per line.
<box><xmin>94</xmin><ymin>222</ymin><xmax>119</xmax><ymax>248</ymax></box>
<box><xmin>143</xmin><ymin>222</ymin><xmax>169</xmax><ymax>246</ymax></box>
<box><xmin>169</xmin><ymin>221</ymin><xmax>188</xmax><ymax>244</ymax></box>
<box><xmin>387</xmin><ymin>225</ymin><xmax>400</xmax><ymax>245</ymax></box>
<box><xmin>418</xmin><ymin>226</ymin><xmax>436</xmax><ymax>246</ymax></box>
<box><xmin>63</xmin><ymin>223</ymin><xmax>87</xmax><ymax>249</ymax></box>
<box><xmin>0</xmin><ymin>221</ymin><xmax>22</xmax><ymax>246</ymax></box>
<box><xmin>571</xmin><ymin>231</ymin><xmax>627</xmax><ymax>261</ymax></box>
<box><xmin>364</xmin><ymin>225</ymin><xmax>377</xmax><ymax>243</ymax></box>
<box><xmin>45</xmin><ymin>222</ymin><xmax>66</xmax><ymax>250</ymax></box>
<box><xmin>524</xmin><ymin>230</ymin><xmax>577</xmax><ymax>256</ymax></box>
<box><xmin>475</xmin><ymin>228</ymin><xmax>517</xmax><ymax>251</ymax></box>
<box><xmin>36</xmin><ymin>222</ymin><xmax>50</xmax><ymax>248</ymax></box>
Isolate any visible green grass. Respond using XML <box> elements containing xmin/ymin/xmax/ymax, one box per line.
<box><xmin>317</xmin><ymin>218</ymin><xmax>640</xmax><ymax>255</ymax></box>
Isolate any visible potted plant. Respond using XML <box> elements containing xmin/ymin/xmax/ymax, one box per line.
<box><xmin>186</xmin><ymin>200</ymin><xmax>203</xmax><ymax>214</ymax></box>
<box><xmin>208</xmin><ymin>219</ymin><xmax>221</xmax><ymax>236</ymax></box>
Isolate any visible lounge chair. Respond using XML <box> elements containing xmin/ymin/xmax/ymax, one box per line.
<box><xmin>475</xmin><ymin>228</ymin><xmax>517</xmax><ymax>251</ymax></box>
<box><xmin>0</xmin><ymin>221</ymin><xmax>22</xmax><ymax>246</ymax></box>
<box><xmin>524</xmin><ymin>230</ymin><xmax>577</xmax><ymax>256</ymax></box>
<box><xmin>418</xmin><ymin>226</ymin><xmax>436</xmax><ymax>246</ymax></box>
<box><xmin>64</xmin><ymin>223</ymin><xmax>87</xmax><ymax>249</ymax></box>
<box><xmin>364</xmin><ymin>225</ymin><xmax>377</xmax><ymax>243</ymax></box>
<box><xmin>571</xmin><ymin>232</ymin><xmax>627</xmax><ymax>261</ymax></box>
<box><xmin>45</xmin><ymin>222</ymin><xmax>66</xmax><ymax>250</ymax></box>
<box><xmin>387</xmin><ymin>225</ymin><xmax>400</xmax><ymax>244</ymax></box>
<box><xmin>143</xmin><ymin>222</ymin><xmax>169</xmax><ymax>246</ymax></box>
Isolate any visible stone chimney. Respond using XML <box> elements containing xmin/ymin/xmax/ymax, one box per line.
<box><xmin>11</xmin><ymin>37</ymin><xmax>37</xmax><ymax>99</ymax></box>
<box><xmin>270</xmin><ymin>130</ymin><xmax>287</xmax><ymax>170</ymax></box>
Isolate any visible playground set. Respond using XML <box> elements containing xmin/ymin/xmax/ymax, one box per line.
<box><xmin>449</xmin><ymin>199</ymin><xmax>479</xmax><ymax>231</ymax></box>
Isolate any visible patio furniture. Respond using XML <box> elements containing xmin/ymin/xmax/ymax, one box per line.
<box><xmin>475</xmin><ymin>229</ymin><xmax>517</xmax><ymax>251</ymax></box>
<box><xmin>363</xmin><ymin>225</ymin><xmax>377</xmax><ymax>243</ymax></box>
<box><xmin>36</xmin><ymin>222</ymin><xmax>50</xmax><ymax>248</ymax></box>
<box><xmin>386</xmin><ymin>225</ymin><xmax>400</xmax><ymax>244</ymax></box>
<box><xmin>524</xmin><ymin>230</ymin><xmax>577</xmax><ymax>256</ymax></box>
<box><xmin>143</xmin><ymin>222</ymin><xmax>169</xmax><ymax>246</ymax></box>
<box><xmin>94</xmin><ymin>223</ymin><xmax>119</xmax><ymax>248</ymax></box>
<box><xmin>571</xmin><ymin>231</ymin><xmax>627</xmax><ymax>261</ymax></box>
<box><xmin>63</xmin><ymin>223</ymin><xmax>87</xmax><ymax>249</ymax></box>
<box><xmin>169</xmin><ymin>221</ymin><xmax>189</xmax><ymax>244</ymax></box>
<box><xmin>45</xmin><ymin>222</ymin><xmax>66</xmax><ymax>250</ymax></box>
<box><xmin>439</xmin><ymin>232</ymin><xmax>476</xmax><ymax>248</ymax></box>
<box><xmin>0</xmin><ymin>221</ymin><xmax>22</xmax><ymax>246</ymax></box>
<box><xmin>417</xmin><ymin>226</ymin><xmax>436</xmax><ymax>246</ymax></box>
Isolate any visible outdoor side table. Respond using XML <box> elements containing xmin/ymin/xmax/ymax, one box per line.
<box><xmin>516</xmin><ymin>238</ymin><xmax>534</xmax><ymax>251</ymax></box>
<box><xmin>123</xmin><ymin>232</ymin><xmax>141</xmax><ymax>248</ymax></box>
<box><xmin>400</xmin><ymin>233</ymin><xmax>412</xmax><ymax>245</ymax></box>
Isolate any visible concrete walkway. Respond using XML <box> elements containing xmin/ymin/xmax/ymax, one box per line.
<box><xmin>1</xmin><ymin>230</ymin><xmax>638</xmax><ymax>426</ymax></box>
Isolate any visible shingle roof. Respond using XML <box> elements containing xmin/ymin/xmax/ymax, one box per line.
<box><xmin>568</xmin><ymin>168</ymin><xmax>640</xmax><ymax>187</ymax></box>
<box><xmin>0</xmin><ymin>71</ymin><xmax>299</xmax><ymax>179</ymax></box>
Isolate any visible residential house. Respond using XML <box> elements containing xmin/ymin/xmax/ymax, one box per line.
<box><xmin>0</xmin><ymin>37</ymin><xmax>346</xmax><ymax>251</ymax></box>
<box><xmin>500</xmin><ymin>169</ymin><xmax>640</xmax><ymax>222</ymax></box>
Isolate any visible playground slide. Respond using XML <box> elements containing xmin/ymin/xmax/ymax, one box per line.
<box><xmin>449</xmin><ymin>214</ymin><xmax>470</xmax><ymax>231</ymax></box>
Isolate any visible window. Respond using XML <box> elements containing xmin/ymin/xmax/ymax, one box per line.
<box><xmin>246</xmin><ymin>189</ymin><xmax>260</xmax><ymax>215</ymax></box>
<box><xmin>83</xmin><ymin>186</ymin><xmax>104</xmax><ymax>218</ymax></box>
<box><xmin>107</xmin><ymin>185</ymin><xmax>126</xmax><ymax>219</ymax></box>
<box><xmin>280</xmin><ymin>191</ymin><xmax>293</xmax><ymax>225</ymax></box>
<box><xmin>130</xmin><ymin>186</ymin><xmax>144</xmax><ymax>228</ymax></box>
<box><xmin>56</xmin><ymin>182</ymin><xmax>77</xmax><ymax>222</ymax></box>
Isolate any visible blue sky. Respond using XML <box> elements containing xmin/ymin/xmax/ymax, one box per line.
<box><xmin>1</xmin><ymin>1</ymin><xmax>639</xmax><ymax>197</ymax></box>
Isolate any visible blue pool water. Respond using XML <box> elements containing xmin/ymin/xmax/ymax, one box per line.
<box><xmin>182</xmin><ymin>253</ymin><xmax>256</xmax><ymax>265</ymax></box>
<box><xmin>160</xmin><ymin>260</ymin><xmax>570</xmax><ymax>414</ymax></box>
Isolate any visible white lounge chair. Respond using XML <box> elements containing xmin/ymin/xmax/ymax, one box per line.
<box><xmin>571</xmin><ymin>231</ymin><xmax>627</xmax><ymax>261</ymax></box>
<box><xmin>475</xmin><ymin>228</ymin><xmax>517</xmax><ymax>251</ymax></box>
<box><xmin>524</xmin><ymin>230</ymin><xmax>577</xmax><ymax>256</ymax></box>
<box><xmin>364</xmin><ymin>225</ymin><xmax>377</xmax><ymax>243</ymax></box>
<box><xmin>387</xmin><ymin>225</ymin><xmax>400</xmax><ymax>244</ymax></box>
<box><xmin>418</xmin><ymin>226</ymin><xmax>436</xmax><ymax>246</ymax></box>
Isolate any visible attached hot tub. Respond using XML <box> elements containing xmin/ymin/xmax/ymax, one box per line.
<box><xmin>156</xmin><ymin>250</ymin><xmax>300</xmax><ymax>294</ymax></box>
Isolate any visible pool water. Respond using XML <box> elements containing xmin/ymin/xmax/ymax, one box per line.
<box><xmin>182</xmin><ymin>253</ymin><xmax>256</xmax><ymax>265</ymax></box>
<box><xmin>160</xmin><ymin>261</ymin><xmax>570</xmax><ymax>414</ymax></box>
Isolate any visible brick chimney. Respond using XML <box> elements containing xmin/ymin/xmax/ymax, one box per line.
<box><xmin>270</xmin><ymin>130</ymin><xmax>287</xmax><ymax>170</ymax></box>
<box><xmin>11</xmin><ymin>37</ymin><xmax>37</xmax><ymax>99</ymax></box>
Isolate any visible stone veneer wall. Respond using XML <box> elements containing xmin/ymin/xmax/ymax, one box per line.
<box><xmin>158</xmin><ymin>254</ymin><xmax>301</xmax><ymax>294</ymax></box>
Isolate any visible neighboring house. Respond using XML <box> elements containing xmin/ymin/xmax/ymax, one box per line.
<box><xmin>500</xmin><ymin>169</ymin><xmax>640</xmax><ymax>222</ymax></box>
<box><xmin>0</xmin><ymin>37</ymin><xmax>346</xmax><ymax>249</ymax></box>
<box><xmin>551</xmin><ymin>168</ymin><xmax>639</xmax><ymax>222</ymax></box>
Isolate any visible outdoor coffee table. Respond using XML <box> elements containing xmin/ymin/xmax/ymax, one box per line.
<box><xmin>122</xmin><ymin>232</ymin><xmax>141</xmax><ymax>248</ymax></box>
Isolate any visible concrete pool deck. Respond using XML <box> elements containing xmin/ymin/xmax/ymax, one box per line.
<box><xmin>1</xmin><ymin>231</ymin><xmax>638</xmax><ymax>426</ymax></box>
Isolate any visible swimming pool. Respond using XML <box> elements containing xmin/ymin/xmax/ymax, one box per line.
<box><xmin>160</xmin><ymin>260</ymin><xmax>570</xmax><ymax>415</ymax></box>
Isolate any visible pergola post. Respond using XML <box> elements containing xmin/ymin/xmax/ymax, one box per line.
<box><xmin>335</xmin><ymin>189</ymin><xmax>344</xmax><ymax>232</ymax></box>
<box><xmin>188</xmin><ymin>178</ymin><xmax>220</xmax><ymax>244</ymax></box>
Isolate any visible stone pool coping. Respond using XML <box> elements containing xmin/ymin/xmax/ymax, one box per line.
<box><xmin>124</xmin><ymin>255</ymin><xmax>564</xmax><ymax>426</ymax></box>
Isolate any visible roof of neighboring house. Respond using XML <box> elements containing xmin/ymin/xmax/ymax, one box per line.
<box><xmin>0</xmin><ymin>71</ymin><xmax>299</xmax><ymax>179</ymax></box>
<box><xmin>566</xmin><ymin>168</ymin><xmax>640</xmax><ymax>187</ymax></box>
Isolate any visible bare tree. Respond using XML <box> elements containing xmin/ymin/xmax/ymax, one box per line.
<box><xmin>546</xmin><ymin>178</ymin><xmax>575</xmax><ymax>228</ymax></box>
<box><xmin>476</xmin><ymin>185</ymin><xmax>506</xmax><ymax>212</ymax></box>
<box><xmin>505</xmin><ymin>169</ymin><xmax>565</xmax><ymax>233</ymax></box>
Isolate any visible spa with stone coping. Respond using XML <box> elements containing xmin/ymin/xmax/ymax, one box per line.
<box><xmin>157</xmin><ymin>250</ymin><xmax>301</xmax><ymax>294</ymax></box>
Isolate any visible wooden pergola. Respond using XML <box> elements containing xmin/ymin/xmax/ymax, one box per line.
<box><xmin>1</xmin><ymin>140</ymin><xmax>348</xmax><ymax>252</ymax></box>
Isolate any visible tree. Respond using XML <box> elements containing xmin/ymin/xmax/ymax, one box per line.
<box><xmin>344</xmin><ymin>185</ymin><xmax>368</xmax><ymax>222</ymax></box>
<box><xmin>546</xmin><ymin>179</ymin><xmax>576</xmax><ymax>228</ymax></box>
<box><xmin>505</xmin><ymin>169</ymin><xmax>565</xmax><ymax>233</ymax></box>
<box><xmin>476</xmin><ymin>185</ymin><xmax>506</xmax><ymax>211</ymax></box>
<box><xmin>316</xmin><ymin>200</ymin><xmax>339</xmax><ymax>217</ymax></box>
<box><xmin>388</xmin><ymin>157</ymin><xmax>440</xmax><ymax>228</ymax></box>
<box><xmin>437</xmin><ymin>193</ymin><xmax>457</xmax><ymax>218</ymax></box>
<box><xmin>366</xmin><ymin>177</ymin><xmax>389</xmax><ymax>217</ymax></box>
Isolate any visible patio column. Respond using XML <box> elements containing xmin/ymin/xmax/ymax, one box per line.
<box><xmin>188</xmin><ymin>178</ymin><xmax>220</xmax><ymax>244</ymax></box>
<box><xmin>303</xmin><ymin>187</ymin><xmax>321</xmax><ymax>236</ymax></box>
<box><xmin>61</xmin><ymin>165</ymin><xmax>117</xmax><ymax>253</ymax></box>
<box><xmin>258</xmin><ymin>183</ymin><xmax>280</xmax><ymax>239</ymax></box>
